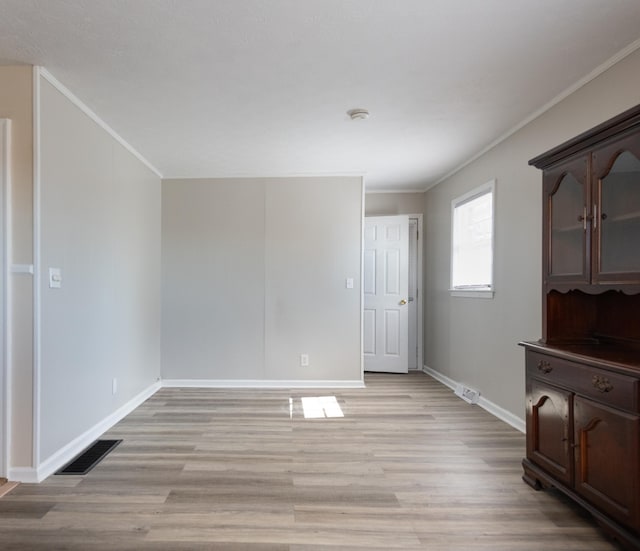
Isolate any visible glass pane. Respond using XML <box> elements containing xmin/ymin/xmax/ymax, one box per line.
<box><xmin>452</xmin><ymin>190</ymin><xmax>493</xmax><ymax>288</ymax></box>
<box><xmin>600</xmin><ymin>151</ymin><xmax>640</xmax><ymax>274</ymax></box>
<box><xmin>550</xmin><ymin>173</ymin><xmax>584</xmax><ymax>276</ymax></box>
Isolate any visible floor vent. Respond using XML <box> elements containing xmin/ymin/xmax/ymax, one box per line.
<box><xmin>55</xmin><ymin>439</ymin><xmax>122</xmax><ymax>475</ymax></box>
<box><xmin>454</xmin><ymin>384</ymin><xmax>480</xmax><ymax>405</ymax></box>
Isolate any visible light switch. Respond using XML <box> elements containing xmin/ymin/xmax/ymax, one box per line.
<box><xmin>346</xmin><ymin>278</ymin><xmax>354</xmax><ymax>289</ymax></box>
<box><xmin>49</xmin><ymin>268</ymin><xmax>62</xmax><ymax>289</ymax></box>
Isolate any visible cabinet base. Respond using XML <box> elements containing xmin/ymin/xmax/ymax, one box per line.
<box><xmin>522</xmin><ymin>458</ymin><xmax>640</xmax><ymax>550</ymax></box>
<box><xmin>522</xmin><ymin>469</ymin><xmax>543</xmax><ymax>491</ymax></box>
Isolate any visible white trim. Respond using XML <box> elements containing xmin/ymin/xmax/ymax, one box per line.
<box><xmin>360</xmin><ymin>177</ymin><xmax>365</xmax><ymax>383</ymax></box>
<box><xmin>32</xmin><ymin>66</ymin><xmax>42</xmax><ymax>471</ymax></box>
<box><xmin>162</xmin><ymin>379</ymin><xmax>366</xmax><ymax>389</ymax></box>
<box><xmin>9</xmin><ymin>264</ymin><xmax>33</xmax><ymax>274</ymax></box>
<box><xmin>4</xmin><ymin>118</ymin><xmax>12</xmax><ymax>482</ymax></box>
<box><xmin>428</xmin><ymin>38</ymin><xmax>640</xmax><ymax>191</ymax></box>
<box><xmin>422</xmin><ymin>365</ymin><xmax>525</xmax><ymax>433</ymax></box>
<box><xmin>0</xmin><ymin>118</ymin><xmax>9</xmax><ymax>478</ymax></box>
<box><xmin>360</xmin><ymin>210</ymin><xmax>423</xmax><ymax>372</ymax></box>
<box><xmin>477</xmin><ymin>393</ymin><xmax>525</xmax><ymax>434</ymax></box>
<box><xmin>35</xmin><ymin>381</ymin><xmax>161</xmax><ymax>482</ymax></box>
<box><xmin>408</xmin><ymin>214</ymin><xmax>424</xmax><ymax>371</ymax></box>
<box><xmin>422</xmin><ymin>364</ymin><xmax>458</xmax><ymax>390</ymax></box>
<box><xmin>451</xmin><ymin>181</ymin><xmax>495</xmax><ymax>208</ymax></box>
<box><xmin>365</xmin><ymin>189</ymin><xmax>426</xmax><ymax>195</ymax></box>
<box><xmin>450</xmin><ymin>289</ymin><xmax>495</xmax><ymax>299</ymax></box>
<box><xmin>450</xmin><ymin>179</ymin><xmax>495</xmax><ymax>296</ymax></box>
<box><xmin>7</xmin><ymin>467</ymin><xmax>38</xmax><ymax>484</ymax></box>
<box><xmin>164</xmin><ymin>171</ymin><xmax>367</xmax><ymax>181</ymax></box>
<box><xmin>36</xmin><ymin>68</ymin><xmax>162</xmax><ymax>178</ymax></box>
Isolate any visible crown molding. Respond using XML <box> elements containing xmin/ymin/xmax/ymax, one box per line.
<box><xmin>36</xmin><ymin>67</ymin><xmax>162</xmax><ymax>178</ymax></box>
<box><xmin>427</xmin><ymin>37</ymin><xmax>640</xmax><ymax>191</ymax></box>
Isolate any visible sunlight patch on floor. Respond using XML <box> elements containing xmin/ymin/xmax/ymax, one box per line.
<box><xmin>301</xmin><ymin>396</ymin><xmax>344</xmax><ymax>419</ymax></box>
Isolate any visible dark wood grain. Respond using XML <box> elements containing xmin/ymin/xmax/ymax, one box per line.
<box><xmin>529</xmin><ymin>103</ymin><xmax>640</xmax><ymax>169</ymax></box>
<box><xmin>526</xmin><ymin>105</ymin><xmax>640</xmax><ymax>551</ymax></box>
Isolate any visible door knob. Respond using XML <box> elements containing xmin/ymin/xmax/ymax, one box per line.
<box><xmin>399</xmin><ymin>299</ymin><xmax>407</xmax><ymax>305</ymax></box>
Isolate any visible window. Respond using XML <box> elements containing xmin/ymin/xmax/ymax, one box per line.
<box><xmin>450</xmin><ymin>180</ymin><xmax>495</xmax><ymax>298</ymax></box>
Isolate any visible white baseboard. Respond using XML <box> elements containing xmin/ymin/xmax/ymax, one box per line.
<box><xmin>33</xmin><ymin>380</ymin><xmax>161</xmax><ymax>482</ymax></box>
<box><xmin>477</xmin><ymin>393</ymin><xmax>526</xmax><ymax>434</ymax></box>
<box><xmin>7</xmin><ymin>467</ymin><xmax>38</xmax><ymax>483</ymax></box>
<box><xmin>422</xmin><ymin>365</ymin><xmax>458</xmax><ymax>390</ymax></box>
<box><xmin>162</xmin><ymin>379</ymin><xmax>365</xmax><ymax>389</ymax></box>
<box><xmin>422</xmin><ymin>365</ymin><xmax>525</xmax><ymax>433</ymax></box>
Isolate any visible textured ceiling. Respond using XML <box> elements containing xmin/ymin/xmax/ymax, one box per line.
<box><xmin>1</xmin><ymin>0</ymin><xmax>640</xmax><ymax>190</ymax></box>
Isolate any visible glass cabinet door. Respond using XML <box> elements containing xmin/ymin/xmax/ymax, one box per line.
<box><xmin>545</xmin><ymin>160</ymin><xmax>589</xmax><ymax>284</ymax></box>
<box><xmin>593</xmin><ymin>136</ymin><xmax>640</xmax><ymax>284</ymax></box>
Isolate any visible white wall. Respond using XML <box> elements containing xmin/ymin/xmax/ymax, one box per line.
<box><xmin>162</xmin><ymin>179</ymin><xmax>266</xmax><ymax>379</ymax></box>
<box><xmin>162</xmin><ymin>177</ymin><xmax>363</xmax><ymax>383</ymax></box>
<box><xmin>264</xmin><ymin>179</ymin><xmax>362</xmax><ymax>381</ymax></box>
<box><xmin>364</xmin><ymin>192</ymin><xmax>425</xmax><ymax>217</ymax></box>
<box><xmin>424</xmin><ymin>47</ymin><xmax>640</xmax><ymax>421</ymax></box>
<box><xmin>38</xmin><ymin>76</ymin><xmax>161</xmax><ymax>462</ymax></box>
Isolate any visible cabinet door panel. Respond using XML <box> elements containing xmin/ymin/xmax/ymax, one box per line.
<box><xmin>574</xmin><ymin>396</ymin><xmax>640</xmax><ymax>529</ymax></box>
<box><xmin>526</xmin><ymin>380</ymin><xmax>572</xmax><ymax>485</ymax></box>
<box><xmin>544</xmin><ymin>157</ymin><xmax>589</xmax><ymax>285</ymax></box>
<box><xmin>592</xmin><ymin>134</ymin><xmax>640</xmax><ymax>284</ymax></box>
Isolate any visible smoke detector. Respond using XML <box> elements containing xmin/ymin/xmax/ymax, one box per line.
<box><xmin>348</xmin><ymin>108</ymin><xmax>370</xmax><ymax>120</ymax></box>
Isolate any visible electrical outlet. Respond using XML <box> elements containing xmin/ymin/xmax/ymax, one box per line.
<box><xmin>300</xmin><ymin>354</ymin><xmax>309</xmax><ymax>367</ymax></box>
<box><xmin>112</xmin><ymin>378</ymin><xmax>118</xmax><ymax>395</ymax></box>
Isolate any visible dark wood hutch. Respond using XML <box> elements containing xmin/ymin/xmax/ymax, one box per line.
<box><xmin>522</xmin><ymin>103</ymin><xmax>640</xmax><ymax>549</ymax></box>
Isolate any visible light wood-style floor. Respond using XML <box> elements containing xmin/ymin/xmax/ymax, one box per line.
<box><xmin>0</xmin><ymin>372</ymin><xmax>624</xmax><ymax>550</ymax></box>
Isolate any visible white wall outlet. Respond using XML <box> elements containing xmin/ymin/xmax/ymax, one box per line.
<box><xmin>345</xmin><ymin>277</ymin><xmax>354</xmax><ymax>289</ymax></box>
<box><xmin>300</xmin><ymin>353</ymin><xmax>309</xmax><ymax>367</ymax></box>
<box><xmin>112</xmin><ymin>378</ymin><xmax>118</xmax><ymax>395</ymax></box>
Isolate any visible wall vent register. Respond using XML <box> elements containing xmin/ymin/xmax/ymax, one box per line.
<box><xmin>55</xmin><ymin>440</ymin><xmax>122</xmax><ymax>475</ymax></box>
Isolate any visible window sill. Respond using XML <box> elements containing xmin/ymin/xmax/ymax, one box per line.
<box><xmin>450</xmin><ymin>288</ymin><xmax>494</xmax><ymax>299</ymax></box>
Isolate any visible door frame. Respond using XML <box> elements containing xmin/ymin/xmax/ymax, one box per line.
<box><xmin>0</xmin><ymin>119</ymin><xmax>10</xmax><ymax>478</ymax></box>
<box><xmin>362</xmin><ymin>213</ymin><xmax>423</xmax><ymax>373</ymax></box>
<box><xmin>408</xmin><ymin>214</ymin><xmax>423</xmax><ymax>371</ymax></box>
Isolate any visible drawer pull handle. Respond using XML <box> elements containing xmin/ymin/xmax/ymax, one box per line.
<box><xmin>592</xmin><ymin>375</ymin><xmax>613</xmax><ymax>393</ymax></box>
<box><xmin>537</xmin><ymin>360</ymin><xmax>553</xmax><ymax>374</ymax></box>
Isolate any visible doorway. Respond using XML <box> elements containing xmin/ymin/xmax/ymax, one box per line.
<box><xmin>0</xmin><ymin>119</ymin><xmax>9</xmax><ymax>479</ymax></box>
<box><xmin>363</xmin><ymin>214</ymin><xmax>423</xmax><ymax>373</ymax></box>
<box><xmin>407</xmin><ymin>216</ymin><xmax>423</xmax><ymax>370</ymax></box>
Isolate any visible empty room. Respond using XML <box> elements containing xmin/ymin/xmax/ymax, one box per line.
<box><xmin>1</xmin><ymin>1</ymin><xmax>640</xmax><ymax>549</ymax></box>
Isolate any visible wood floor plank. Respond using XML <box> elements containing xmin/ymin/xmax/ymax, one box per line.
<box><xmin>1</xmin><ymin>372</ymin><xmax>626</xmax><ymax>549</ymax></box>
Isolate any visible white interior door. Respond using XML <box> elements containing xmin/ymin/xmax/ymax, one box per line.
<box><xmin>364</xmin><ymin>215</ymin><xmax>409</xmax><ymax>373</ymax></box>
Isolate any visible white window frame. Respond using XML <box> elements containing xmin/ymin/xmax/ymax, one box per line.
<box><xmin>450</xmin><ymin>179</ymin><xmax>496</xmax><ymax>299</ymax></box>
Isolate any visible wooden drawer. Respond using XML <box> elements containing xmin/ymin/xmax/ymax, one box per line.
<box><xmin>526</xmin><ymin>350</ymin><xmax>640</xmax><ymax>413</ymax></box>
